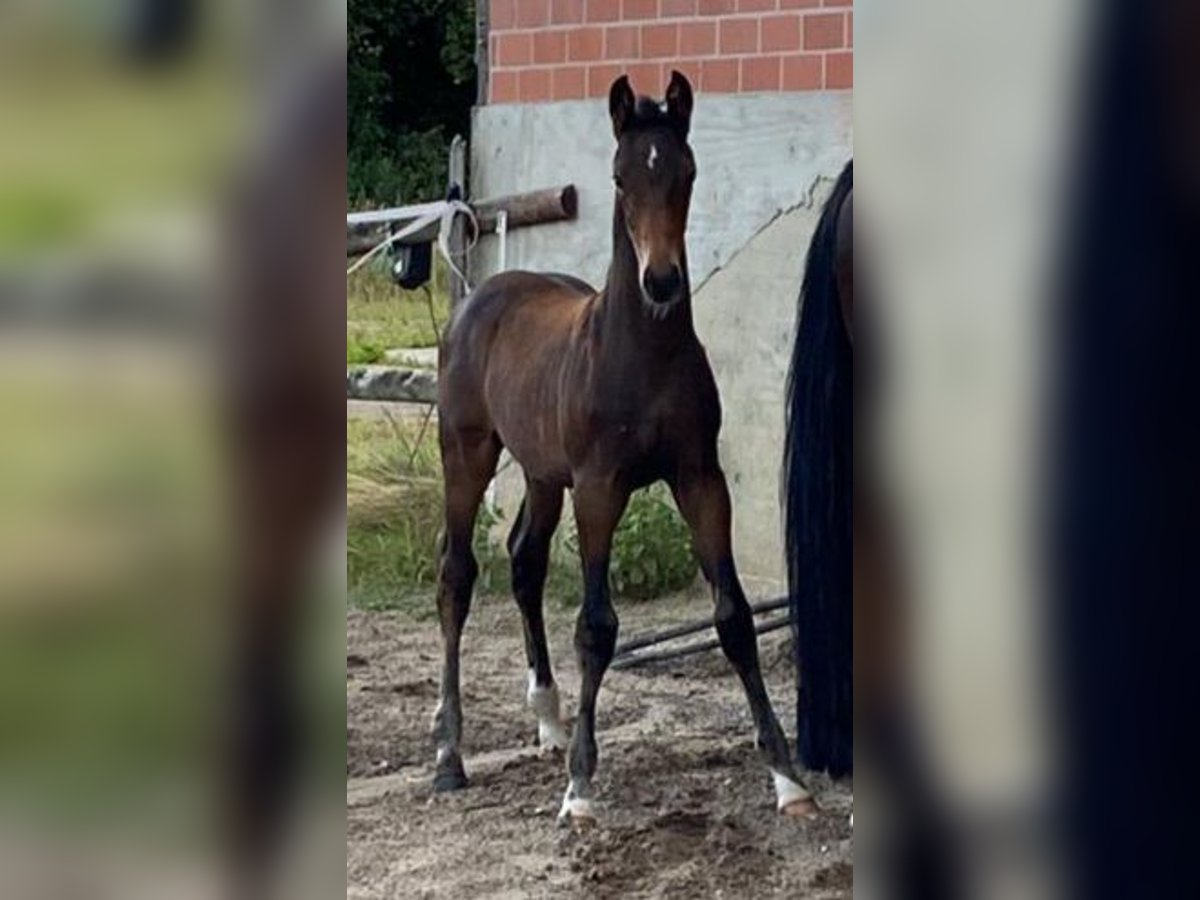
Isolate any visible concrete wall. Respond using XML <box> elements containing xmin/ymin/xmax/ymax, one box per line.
<box><xmin>470</xmin><ymin>90</ymin><xmax>850</xmax><ymax>590</ymax></box>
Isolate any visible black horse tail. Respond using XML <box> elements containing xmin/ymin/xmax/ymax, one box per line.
<box><xmin>785</xmin><ymin>160</ymin><xmax>853</xmax><ymax>778</ymax></box>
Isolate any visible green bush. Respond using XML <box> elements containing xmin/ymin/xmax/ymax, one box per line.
<box><xmin>609</xmin><ymin>485</ymin><xmax>698</xmax><ymax>600</ymax></box>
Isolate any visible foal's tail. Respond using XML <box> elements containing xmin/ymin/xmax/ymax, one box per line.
<box><xmin>785</xmin><ymin>161</ymin><xmax>853</xmax><ymax>778</ymax></box>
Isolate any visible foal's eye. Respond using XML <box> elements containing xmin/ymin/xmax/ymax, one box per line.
<box><xmin>613</xmin><ymin>174</ymin><xmax>624</xmax><ymax>190</ymax></box>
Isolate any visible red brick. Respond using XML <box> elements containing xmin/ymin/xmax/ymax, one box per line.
<box><xmin>671</xmin><ymin>59</ymin><xmax>704</xmax><ymax>89</ymax></box>
<box><xmin>553</xmin><ymin>66</ymin><xmax>588</xmax><ymax>99</ymax></box>
<box><xmin>495</xmin><ymin>32</ymin><xmax>532</xmax><ymax>66</ymax></box>
<box><xmin>568</xmin><ymin>26</ymin><xmax>604</xmax><ymax>61</ymax></box>
<box><xmin>622</xmin><ymin>0</ymin><xmax>658</xmax><ymax>20</ymax></box>
<box><xmin>779</xmin><ymin>0</ymin><xmax>818</xmax><ymax>7</ymax></box>
<box><xmin>606</xmin><ymin>24</ymin><xmax>639</xmax><ymax>58</ymax></box>
<box><xmin>719</xmin><ymin>18</ymin><xmax>758</xmax><ymax>53</ymax></box>
<box><xmin>701</xmin><ymin>57</ymin><xmax>739</xmax><ymax>92</ymax></box>
<box><xmin>551</xmin><ymin>0</ymin><xmax>584</xmax><ymax>23</ymax></box>
<box><xmin>698</xmin><ymin>0</ymin><xmax>734</xmax><ymax>15</ymax></box>
<box><xmin>625</xmin><ymin>62</ymin><xmax>664</xmax><ymax>94</ymax></box>
<box><xmin>516</xmin><ymin>0</ymin><xmax>550</xmax><ymax>26</ymax></box>
<box><xmin>492</xmin><ymin>0</ymin><xmax>517</xmax><ymax>30</ymax></box>
<box><xmin>825</xmin><ymin>51</ymin><xmax>852</xmax><ymax>88</ymax></box>
<box><xmin>586</xmin><ymin>0</ymin><xmax>621</xmax><ymax>22</ymax></box>
<box><xmin>661</xmin><ymin>0</ymin><xmax>696</xmax><ymax>14</ymax></box>
<box><xmin>761</xmin><ymin>13</ymin><xmax>800</xmax><ymax>50</ymax></box>
<box><xmin>519</xmin><ymin>68</ymin><xmax>553</xmax><ymax>100</ymax></box>
<box><xmin>741</xmin><ymin>55</ymin><xmax>781</xmax><ymax>91</ymax></box>
<box><xmin>679</xmin><ymin>21</ymin><xmax>716</xmax><ymax>55</ymax></box>
<box><xmin>642</xmin><ymin>24</ymin><xmax>678</xmax><ymax>58</ymax></box>
<box><xmin>847</xmin><ymin>11</ymin><xmax>853</xmax><ymax>46</ymax></box>
<box><xmin>803</xmin><ymin>11</ymin><xmax>843</xmax><ymax>48</ymax></box>
<box><xmin>533</xmin><ymin>30</ymin><xmax>567</xmax><ymax>63</ymax></box>
<box><xmin>588</xmin><ymin>62</ymin><xmax>625</xmax><ymax>97</ymax></box>
<box><xmin>490</xmin><ymin>70</ymin><xmax>519</xmax><ymax>102</ymax></box>
<box><xmin>781</xmin><ymin>53</ymin><xmax>822</xmax><ymax>89</ymax></box>
<box><xmin>738</xmin><ymin>0</ymin><xmax>775</xmax><ymax>10</ymax></box>
<box><xmin>823</xmin><ymin>0</ymin><xmax>852</xmax><ymax>6</ymax></box>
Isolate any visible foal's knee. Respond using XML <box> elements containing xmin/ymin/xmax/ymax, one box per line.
<box><xmin>575</xmin><ymin>602</ymin><xmax>618</xmax><ymax>667</ymax></box>
<box><xmin>438</xmin><ymin>541</ymin><xmax>478</xmax><ymax>629</ymax></box>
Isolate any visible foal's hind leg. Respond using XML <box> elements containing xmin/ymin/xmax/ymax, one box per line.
<box><xmin>431</xmin><ymin>430</ymin><xmax>500</xmax><ymax>792</ymax></box>
<box><xmin>508</xmin><ymin>478</ymin><xmax>569</xmax><ymax>750</ymax></box>
<box><xmin>671</xmin><ymin>469</ymin><xmax>818</xmax><ymax>817</ymax></box>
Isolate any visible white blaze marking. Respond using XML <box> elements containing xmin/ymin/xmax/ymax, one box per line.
<box><xmin>647</xmin><ymin>143</ymin><xmax>658</xmax><ymax>170</ymax></box>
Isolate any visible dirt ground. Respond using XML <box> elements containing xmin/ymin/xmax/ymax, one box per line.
<box><xmin>347</xmin><ymin>591</ymin><xmax>852</xmax><ymax>899</ymax></box>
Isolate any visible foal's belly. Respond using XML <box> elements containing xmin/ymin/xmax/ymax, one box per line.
<box><xmin>493</xmin><ymin>415</ymin><xmax>574</xmax><ymax>486</ymax></box>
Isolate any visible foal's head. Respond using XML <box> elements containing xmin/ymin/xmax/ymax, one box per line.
<box><xmin>609</xmin><ymin>71</ymin><xmax>696</xmax><ymax>315</ymax></box>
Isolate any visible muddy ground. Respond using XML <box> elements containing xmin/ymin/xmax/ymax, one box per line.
<box><xmin>347</xmin><ymin>590</ymin><xmax>852</xmax><ymax>898</ymax></box>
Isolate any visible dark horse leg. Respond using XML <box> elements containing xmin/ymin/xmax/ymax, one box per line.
<box><xmin>431</xmin><ymin>430</ymin><xmax>500</xmax><ymax>792</ymax></box>
<box><xmin>559</xmin><ymin>478</ymin><xmax>629</xmax><ymax>821</ymax></box>
<box><xmin>672</xmin><ymin>469</ymin><xmax>818</xmax><ymax>816</ymax></box>
<box><xmin>507</xmin><ymin>477</ymin><xmax>569</xmax><ymax>750</ymax></box>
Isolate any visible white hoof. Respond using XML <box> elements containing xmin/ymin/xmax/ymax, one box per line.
<box><xmin>773</xmin><ymin>771</ymin><xmax>817</xmax><ymax>816</ymax></box>
<box><xmin>557</xmin><ymin>783</ymin><xmax>596</xmax><ymax>823</ymax></box>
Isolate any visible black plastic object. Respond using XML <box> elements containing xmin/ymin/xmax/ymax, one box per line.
<box><xmin>389</xmin><ymin>241</ymin><xmax>433</xmax><ymax>290</ymax></box>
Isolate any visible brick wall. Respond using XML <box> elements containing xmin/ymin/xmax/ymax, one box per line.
<box><xmin>487</xmin><ymin>0</ymin><xmax>853</xmax><ymax>103</ymax></box>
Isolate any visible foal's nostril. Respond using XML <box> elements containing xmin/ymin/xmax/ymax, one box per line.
<box><xmin>642</xmin><ymin>265</ymin><xmax>683</xmax><ymax>304</ymax></box>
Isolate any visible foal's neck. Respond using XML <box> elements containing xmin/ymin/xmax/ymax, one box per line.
<box><xmin>600</xmin><ymin>201</ymin><xmax>694</xmax><ymax>351</ymax></box>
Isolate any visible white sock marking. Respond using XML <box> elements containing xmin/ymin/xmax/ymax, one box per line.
<box><xmin>526</xmin><ymin>671</ymin><xmax>569</xmax><ymax>749</ymax></box>
<box><xmin>772</xmin><ymin>770</ymin><xmax>812</xmax><ymax>811</ymax></box>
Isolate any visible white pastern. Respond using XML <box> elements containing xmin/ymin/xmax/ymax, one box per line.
<box><xmin>772</xmin><ymin>770</ymin><xmax>813</xmax><ymax>812</ymax></box>
<box><xmin>526</xmin><ymin>671</ymin><xmax>569</xmax><ymax>750</ymax></box>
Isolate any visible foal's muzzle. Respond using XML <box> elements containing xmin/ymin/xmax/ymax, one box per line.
<box><xmin>642</xmin><ymin>264</ymin><xmax>684</xmax><ymax>307</ymax></box>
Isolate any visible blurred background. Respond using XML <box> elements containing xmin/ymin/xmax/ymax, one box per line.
<box><xmin>0</xmin><ymin>2</ymin><xmax>344</xmax><ymax>898</ymax></box>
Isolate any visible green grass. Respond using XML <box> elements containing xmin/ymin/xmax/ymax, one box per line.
<box><xmin>347</xmin><ymin>413</ymin><xmax>513</xmax><ymax>615</ymax></box>
<box><xmin>346</xmin><ymin>259</ymin><xmax>451</xmax><ymax>362</ymax></box>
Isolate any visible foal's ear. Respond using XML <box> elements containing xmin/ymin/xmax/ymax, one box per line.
<box><xmin>665</xmin><ymin>70</ymin><xmax>694</xmax><ymax>138</ymax></box>
<box><xmin>609</xmin><ymin>75</ymin><xmax>635</xmax><ymax>138</ymax></box>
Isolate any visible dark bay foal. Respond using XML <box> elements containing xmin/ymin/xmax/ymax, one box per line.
<box><xmin>433</xmin><ymin>71</ymin><xmax>815</xmax><ymax>821</ymax></box>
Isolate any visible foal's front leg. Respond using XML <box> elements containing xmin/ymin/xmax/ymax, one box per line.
<box><xmin>672</xmin><ymin>469</ymin><xmax>818</xmax><ymax>816</ymax></box>
<box><xmin>558</xmin><ymin>479</ymin><xmax>629</xmax><ymax>822</ymax></box>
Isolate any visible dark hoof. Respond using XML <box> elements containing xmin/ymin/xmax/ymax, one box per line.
<box><xmin>432</xmin><ymin>766</ymin><xmax>468</xmax><ymax>793</ymax></box>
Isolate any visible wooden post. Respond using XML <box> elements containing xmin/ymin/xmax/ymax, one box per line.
<box><xmin>447</xmin><ymin>135</ymin><xmax>468</xmax><ymax>310</ymax></box>
<box><xmin>346</xmin><ymin>186</ymin><xmax>578</xmax><ymax>258</ymax></box>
